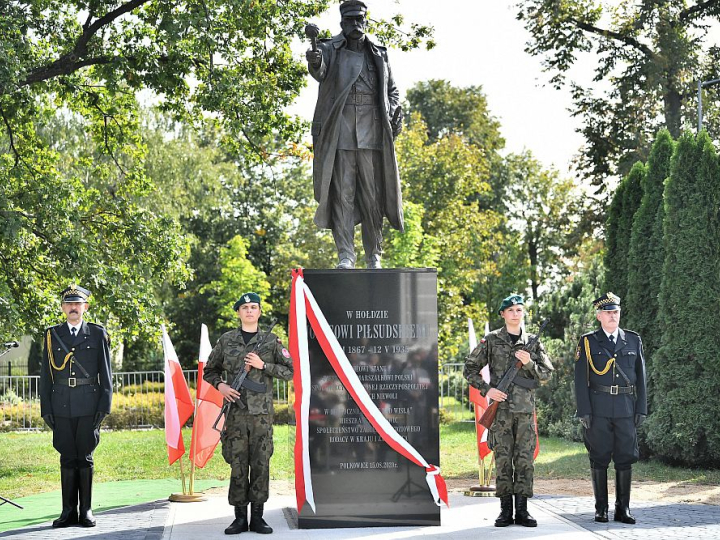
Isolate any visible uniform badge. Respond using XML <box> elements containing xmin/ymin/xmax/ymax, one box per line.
<box><xmin>282</xmin><ymin>348</ymin><xmax>291</xmax><ymax>358</ymax></box>
<box><xmin>244</xmin><ymin>295</ymin><xmax>250</xmax><ymax>303</ymax></box>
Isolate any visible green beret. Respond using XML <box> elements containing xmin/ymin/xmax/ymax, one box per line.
<box><xmin>233</xmin><ymin>292</ymin><xmax>261</xmax><ymax>311</ymax></box>
<box><xmin>498</xmin><ymin>294</ymin><xmax>524</xmax><ymax>315</ymax></box>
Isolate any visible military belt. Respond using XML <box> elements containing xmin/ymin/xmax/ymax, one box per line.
<box><xmin>54</xmin><ymin>377</ymin><xmax>97</xmax><ymax>388</ymax></box>
<box><xmin>345</xmin><ymin>93</ymin><xmax>376</xmax><ymax>105</ymax></box>
<box><xmin>590</xmin><ymin>382</ymin><xmax>634</xmax><ymax>395</ymax></box>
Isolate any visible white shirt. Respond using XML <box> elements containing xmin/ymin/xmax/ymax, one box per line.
<box><xmin>67</xmin><ymin>323</ymin><xmax>81</xmax><ymax>335</ymax></box>
<box><xmin>605</xmin><ymin>330</ymin><xmax>619</xmax><ymax>342</ymax></box>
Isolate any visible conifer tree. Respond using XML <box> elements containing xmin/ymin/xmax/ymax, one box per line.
<box><xmin>648</xmin><ymin>131</ymin><xmax>720</xmax><ymax>465</ymax></box>
<box><xmin>604</xmin><ymin>162</ymin><xmax>645</xmax><ymax>300</ymax></box>
<box><xmin>624</xmin><ymin>130</ymin><xmax>674</xmax><ymax>354</ymax></box>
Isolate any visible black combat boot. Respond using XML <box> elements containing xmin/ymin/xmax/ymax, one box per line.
<box><xmin>514</xmin><ymin>494</ymin><xmax>537</xmax><ymax>527</ymax></box>
<box><xmin>78</xmin><ymin>467</ymin><xmax>96</xmax><ymax>527</ymax></box>
<box><xmin>494</xmin><ymin>495</ymin><xmax>514</xmax><ymax>527</ymax></box>
<box><xmin>224</xmin><ymin>504</ymin><xmax>249</xmax><ymax>534</ymax></box>
<box><xmin>614</xmin><ymin>469</ymin><xmax>636</xmax><ymax>524</ymax></box>
<box><xmin>249</xmin><ymin>502</ymin><xmax>273</xmax><ymax>534</ymax></box>
<box><xmin>52</xmin><ymin>468</ymin><xmax>78</xmax><ymax>528</ymax></box>
<box><xmin>591</xmin><ymin>468</ymin><xmax>609</xmax><ymax>522</ymax></box>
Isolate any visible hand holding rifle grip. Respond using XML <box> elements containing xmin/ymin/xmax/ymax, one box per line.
<box><xmin>212</xmin><ymin>319</ymin><xmax>278</xmax><ymax>432</ymax></box>
<box><xmin>477</xmin><ymin>319</ymin><xmax>549</xmax><ymax>430</ymax></box>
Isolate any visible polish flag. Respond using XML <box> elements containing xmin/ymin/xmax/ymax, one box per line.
<box><xmin>468</xmin><ymin>319</ymin><xmax>492</xmax><ymax>460</ymax></box>
<box><xmin>161</xmin><ymin>325</ymin><xmax>195</xmax><ymax>465</ymax></box>
<box><xmin>190</xmin><ymin>324</ymin><xmax>224</xmax><ymax>467</ymax></box>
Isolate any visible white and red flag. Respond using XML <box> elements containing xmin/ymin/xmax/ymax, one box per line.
<box><xmin>289</xmin><ymin>268</ymin><xmax>449</xmax><ymax>514</ymax></box>
<box><xmin>161</xmin><ymin>325</ymin><xmax>195</xmax><ymax>465</ymax></box>
<box><xmin>468</xmin><ymin>319</ymin><xmax>492</xmax><ymax>460</ymax></box>
<box><xmin>190</xmin><ymin>324</ymin><xmax>224</xmax><ymax>468</ymax></box>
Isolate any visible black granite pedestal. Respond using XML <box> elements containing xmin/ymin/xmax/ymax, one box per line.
<box><xmin>298</xmin><ymin>269</ymin><xmax>440</xmax><ymax>528</ymax></box>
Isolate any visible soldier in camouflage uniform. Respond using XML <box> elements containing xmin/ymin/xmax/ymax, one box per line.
<box><xmin>464</xmin><ymin>294</ymin><xmax>553</xmax><ymax>528</ymax></box>
<box><xmin>203</xmin><ymin>292</ymin><xmax>294</xmax><ymax>535</ymax></box>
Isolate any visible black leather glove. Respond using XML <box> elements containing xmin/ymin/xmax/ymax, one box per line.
<box><xmin>93</xmin><ymin>412</ymin><xmax>107</xmax><ymax>430</ymax></box>
<box><xmin>43</xmin><ymin>414</ymin><xmax>55</xmax><ymax>431</ymax></box>
<box><xmin>579</xmin><ymin>415</ymin><xmax>591</xmax><ymax>429</ymax></box>
<box><xmin>635</xmin><ymin>414</ymin><xmax>646</xmax><ymax>428</ymax></box>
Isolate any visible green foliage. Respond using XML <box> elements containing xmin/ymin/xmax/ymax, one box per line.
<box><xmin>498</xmin><ymin>151</ymin><xmax>584</xmax><ymax>302</ymax></box>
<box><xmin>648</xmin><ymin>131</ymin><xmax>720</xmax><ymax>466</ymax></box>
<box><xmin>0</xmin><ymin>0</ymin><xmax>431</xmax><ymax>346</ymax></box>
<box><xmin>516</xmin><ymin>0</ymin><xmax>719</xmax><ymax>193</ymax></box>
<box><xmin>395</xmin><ymin>112</ymin><xmax>502</xmax><ymax>358</ymax></box>
<box><xmin>536</xmin><ymin>253</ymin><xmax>604</xmax><ymax>441</ymax></box>
<box><xmin>405</xmin><ymin>80</ymin><xmax>504</xmax><ymax>150</ymax></box>
<box><xmin>202</xmin><ymin>235</ymin><xmax>271</xmax><ymax>333</ymax></box>
<box><xmin>625</xmin><ymin>129</ymin><xmax>674</xmax><ymax>357</ymax></box>
<box><xmin>603</xmin><ymin>161</ymin><xmax>645</xmax><ymax>300</ymax></box>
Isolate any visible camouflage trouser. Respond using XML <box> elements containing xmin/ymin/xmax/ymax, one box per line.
<box><xmin>488</xmin><ymin>408</ymin><xmax>536</xmax><ymax>498</ymax></box>
<box><xmin>221</xmin><ymin>410</ymin><xmax>274</xmax><ymax>506</ymax></box>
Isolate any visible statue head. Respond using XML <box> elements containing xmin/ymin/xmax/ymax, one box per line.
<box><xmin>340</xmin><ymin>0</ymin><xmax>367</xmax><ymax>40</ymax></box>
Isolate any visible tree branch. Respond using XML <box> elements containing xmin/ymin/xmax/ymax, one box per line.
<box><xmin>679</xmin><ymin>0</ymin><xmax>720</xmax><ymax>22</ymax></box>
<box><xmin>568</xmin><ymin>17</ymin><xmax>655</xmax><ymax>59</ymax></box>
<box><xmin>18</xmin><ymin>0</ymin><xmax>152</xmax><ymax>88</ymax></box>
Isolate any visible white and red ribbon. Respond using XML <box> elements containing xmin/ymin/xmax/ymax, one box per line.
<box><xmin>289</xmin><ymin>268</ymin><xmax>449</xmax><ymax>513</ymax></box>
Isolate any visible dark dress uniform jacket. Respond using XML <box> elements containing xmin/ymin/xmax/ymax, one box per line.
<box><xmin>575</xmin><ymin>328</ymin><xmax>647</xmax><ymax>419</ymax></box>
<box><xmin>40</xmin><ymin>322</ymin><xmax>113</xmax><ymax>418</ymax></box>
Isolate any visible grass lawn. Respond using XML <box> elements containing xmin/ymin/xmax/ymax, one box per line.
<box><xmin>3</xmin><ymin>423</ymin><xmax>720</xmax><ymax>502</ymax></box>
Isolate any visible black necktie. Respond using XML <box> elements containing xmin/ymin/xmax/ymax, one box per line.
<box><xmin>608</xmin><ymin>334</ymin><xmax>614</xmax><ymax>345</ymax></box>
<box><xmin>71</xmin><ymin>327</ymin><xmax>77</xmax><ymax>338</ymax></box>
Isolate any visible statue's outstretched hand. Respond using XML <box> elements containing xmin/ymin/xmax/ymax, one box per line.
<box><xmin>306</xmin><ymin>49</ymin><xmax>322</xmax><ymax>69</ymax></box>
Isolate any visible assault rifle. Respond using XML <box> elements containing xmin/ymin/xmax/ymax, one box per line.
<box><xmin>212</xmin><ymin>320</ymin><xmax>277</xmax><ymax>433</ymax></box>
<box><xmin>477</xmin><ymin>319</ymin><xmax>549</xmax><ymax>430</ymax></box>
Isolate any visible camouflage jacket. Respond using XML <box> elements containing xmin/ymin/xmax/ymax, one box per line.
<box><xmin>203</xmin><ymin>327</ymin><xmax>294</xmax><ymax>416</ymax></box>
<box><xmin>464</xmin><ymin>327</ymin><xmax>553</xmax><ymax>413</ymax></box>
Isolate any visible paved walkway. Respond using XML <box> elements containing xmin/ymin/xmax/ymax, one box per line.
<box><xmin>3</xmin><ymin>491</ymin><xmax>720</xmax><ymax>539</ymax></box>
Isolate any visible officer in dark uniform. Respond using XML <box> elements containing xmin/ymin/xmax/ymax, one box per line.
<box><xmin>40</xmin><ymin>285</ymin><xmax>113</xmax><ymax>528</ymax></box>
<box><xmin>574</xmin><ymin>292</ymin><xmax>647</xmax><ymax>525</ymax></box>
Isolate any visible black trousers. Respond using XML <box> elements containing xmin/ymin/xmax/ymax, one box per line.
<box><xmin>583</xmin><ymin>416</ymin><xmax>638</xmax><ymax>470</ymax></box>
<box><xmin>52</xmin><ymin>416</ymin><xmax>99</xmax><ymax>468</ymax></box>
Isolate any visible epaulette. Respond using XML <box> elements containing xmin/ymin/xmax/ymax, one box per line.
<box><xmin>88</xmin><ymin>322</ymin><xmax>111</xmax><ymax>344</ymax></box>
<box><xmin>624</xmin><ymin>329</ymin><xmax>640</xmax><ymax>336</ymax></box>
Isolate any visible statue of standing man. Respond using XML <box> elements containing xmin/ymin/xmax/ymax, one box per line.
<box><xmin>306</xmin><ymin>0</ymin><xmax>404</xmax><ymax>269</ymax></box>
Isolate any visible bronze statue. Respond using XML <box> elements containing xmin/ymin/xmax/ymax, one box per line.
<box><xmin>306</xmin><ymin>0</ymin><xmax>404</xmax><ymax>269</ymax></box>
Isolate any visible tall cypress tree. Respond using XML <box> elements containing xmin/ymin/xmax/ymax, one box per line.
<box><xmin>648</xmin><ymin>131</ymin><xmax>720</xmax><ymax>465</ymax></box>
<box><xmin>624</xmin><ymin>130</ymin><xmax>674</xmax><ymax>356</ymax></box>
<box><xmin>604</xmin><ymin>162</ymin><xmax>645</xmax><ymax>300</ymax></box>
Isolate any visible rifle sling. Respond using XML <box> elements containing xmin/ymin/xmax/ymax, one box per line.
<box><xmin>51</xmin><ymin>328</ymin><xmax>92</xmax><ymax>379</ymax></box>
<box><xmin>512</xmin><ymin>374</ymin><xmax>539</xmax><ymax>389</ymax></box>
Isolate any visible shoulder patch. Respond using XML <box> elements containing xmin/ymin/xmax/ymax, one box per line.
<box><xmin>282</xmin><ymin>347</ymin><xmax>291</xmax><ymax>359</ymax></box>
<box><xmin>480</xmin><ymin>337</ymin><xmax>486</xmax><ymax>344</ymax></box>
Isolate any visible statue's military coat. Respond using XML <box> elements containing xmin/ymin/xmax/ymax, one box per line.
<box><xmin>308</xmin><ymin>33</ymin><xmax>403</xmax><ymax>231</ymax></box>
<box><xmin>40</xmin><ymin>321</ymin><xmax>113</xmax><ymax>419</ymax></box>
